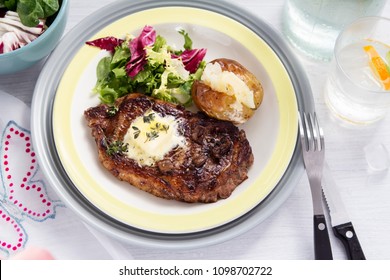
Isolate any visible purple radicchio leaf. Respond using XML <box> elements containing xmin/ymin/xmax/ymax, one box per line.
<box><xmin>0</xmin><ymin>32</ymin><xmax>24</xmax><ymax>53</ymax></box>
<box><xmin>0</xmin><ymin>11</ymin><xmax>45</xmax><ymax>53</ymax></box>
<box><xmin>173</xmin><ymin>48</ymin><xmax>207</xmax><ymax>73</ymax></box>
<box><xmin>126</xmin><ymin>25</ymin><xmax>156</xmax><ymax>77</ymax></box>
<box><xmin>86</xmin><ymin>36</ymin><xmax>124</xmax><ymax>52</ymax></box>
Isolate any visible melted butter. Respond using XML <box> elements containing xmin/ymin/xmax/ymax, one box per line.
<box><xmin>123</xmin><ymin>109</ymin><xmax>186</xmax><ymax>166</ymax></box>
<box><xmin>201</xmin><ymin>62</ymin><xmax>256</xmax><ymax>109</ymax></box>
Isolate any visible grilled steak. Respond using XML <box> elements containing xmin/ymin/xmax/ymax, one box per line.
<box><xmin>84</xmin><ymin>93</ymin><xmax>254</xmax><ymax>203</ymax></box>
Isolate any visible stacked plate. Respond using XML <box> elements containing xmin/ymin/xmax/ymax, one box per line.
<box><xmin>31</xmin><ymin>0</ymin><xmax>314</xmax><ymax>249</ymax></box>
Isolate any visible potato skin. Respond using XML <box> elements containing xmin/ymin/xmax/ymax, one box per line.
<box><xmin>192</xmin><ymin>58</ymin><xmax>264</xmax><ymax>124</ymax></box>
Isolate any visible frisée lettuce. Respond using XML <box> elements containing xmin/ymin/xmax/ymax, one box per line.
<box><xmin>86</xmin><ymin>25</ymin><xmax>207</xmax><ymax>106</ymax></box>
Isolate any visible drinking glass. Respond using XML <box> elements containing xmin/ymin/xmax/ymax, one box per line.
<box><xmin>324</xmin><ymin>16</ymin><xmax>390</xmax><ymax>124</ymax></box>
<box><xmin>282</xmin><ymin>0</ymin><xmax>385</xmax><ymax>61</ymax></box>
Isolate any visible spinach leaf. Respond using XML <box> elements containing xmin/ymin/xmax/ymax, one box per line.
<box><xmin>1</xmin><ymin>0</ymin><xmax>17</xmax><ymax>10</ymax></box>
<box><xmin>5</xmin><ymin>0</ymin><xmax>60</xmax><ymax>27</ymax></box>
<box><xmin>17</xmin><ymin>0</ymin><xmax>44</xmax><ymax>27</ymax></box>
<box><xmin>38</xmin><ymin>0</ymin><xmax>59</xmax><ymax>17</ymax></box>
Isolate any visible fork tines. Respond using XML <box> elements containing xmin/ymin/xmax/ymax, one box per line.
<box><xmin>299</xmin><ymin>112</ymin><xmax>324</xmax><ymax>154</ymax></box>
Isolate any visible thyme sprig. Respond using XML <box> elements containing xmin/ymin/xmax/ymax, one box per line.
<box><xmin>132</xmin><ymin>126</ymin><xmax>140</xmax><ymax>139</ymax></box>
<box><xmin>143</xmin><ymin>113</ymin><xmax>155</xmax><ymax>123</ymax></box>
<box><xmin>132</xmin><ymin>112</ymin><xmax>170</xmax><ymax>143</ymax></box>
<box><xmin>145</xmin><ymin>131</ymin><xmax>159</xmax><ymax>142</ymax></box>
<box><xmin>106</xmin><ymin>140</ymin><xmax>128</xmax><ymax>156</ymax></box>
<box><xmin>106</xmin><ymin>105</ymin><xmax>119</xmax><ymax>117</ymax></box>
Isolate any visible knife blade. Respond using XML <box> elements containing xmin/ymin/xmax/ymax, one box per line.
<box><xmin>322</xmin><ymin>163</ymin><xmax>366</xmax><ymax>260</ymax></box>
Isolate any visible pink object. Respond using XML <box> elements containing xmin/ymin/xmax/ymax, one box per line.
<box><xmin>85</xmin><ymin>36</ymin><xmax>124</xmax><ymax>52</ymax></box>
<box><xmin>126</xmin><ymin>25</ymin><xmax>156</xmax><ymax>77</ymax></box>
<box><xmin>172</xmin><ymin>48</ymin><xmax>207</xmax><ymax>73</ymax></box>
<box><xmin>11</xmin><ymin>246</ymin><xmax>55</xmax><ymax>260</ymax></box>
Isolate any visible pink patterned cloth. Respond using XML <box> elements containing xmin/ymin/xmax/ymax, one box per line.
<box><xmin>0</xmin><ymin>91</ymin><xmax>113</xmax><ymax>260</ymax></box>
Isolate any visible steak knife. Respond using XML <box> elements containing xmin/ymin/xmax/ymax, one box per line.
<box><xmin>322</xmin><ymin>163</ymin><xmax>366</xmax><ymax>260</ymax></box>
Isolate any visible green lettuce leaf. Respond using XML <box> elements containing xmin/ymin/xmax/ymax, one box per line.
<box><xmin>2</xmin><ymin>0</ymin><xmax>17</xmax><ymax>10</ymax></box>
<box><xmin>15</xmin><ymin>0</ymin><xmax>59</xmax><ymax>27</ymax></box>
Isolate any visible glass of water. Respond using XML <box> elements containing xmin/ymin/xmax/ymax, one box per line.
<box><xmin>282</xmin><ymin>0</ymin><xmax>385</xmax><ymax>61</ymax></box>
<box><xmin>324</xmin><ymin>16</ymin><xmax>390</xmax><ymax>124</ymax></box>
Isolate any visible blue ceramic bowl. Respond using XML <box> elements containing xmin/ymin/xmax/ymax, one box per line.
<box><xmin>0</xmin><ymin>0</ymin><xmax>69</xmax><ymax>75</ymax></box>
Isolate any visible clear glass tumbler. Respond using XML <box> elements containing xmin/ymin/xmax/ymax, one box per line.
<box><xmin>324</xmin><ymin>16</ymin><xmax>390</xmax><ymax>124</ymax></box>
<box><xmin>282</xmin><ymin>0</ymin><xmax>385</xmax><ymax>61</ymax></box>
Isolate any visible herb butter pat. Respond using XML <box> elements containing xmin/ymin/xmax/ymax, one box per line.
<box><xmin>123</xmin><ymin>110</ymin><xmax>186</xmax><ymax>166</ymax></box>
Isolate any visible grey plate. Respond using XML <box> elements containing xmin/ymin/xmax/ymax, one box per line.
<box><xmin>31</xmin><ymin>0</ymin><xmax>314</xmax><ymax>249</ymax></box>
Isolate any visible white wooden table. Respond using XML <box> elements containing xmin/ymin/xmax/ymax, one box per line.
<box><xmin>1</xmin><ymin>0</ymin><xmax>389</xmax><ymax>260</ymax></box>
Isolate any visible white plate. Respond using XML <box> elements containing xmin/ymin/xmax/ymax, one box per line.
<box><xmin>32</xmin><ymin>0</ymin><xmax>313</xmax><ymax>248</ymax></box>
<box><xmin>52</xmin><ymin>8</ymin><xmax>297</xmax><ymax>234</ymax></box>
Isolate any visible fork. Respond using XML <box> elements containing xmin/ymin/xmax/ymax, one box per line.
<box><xmin>299</xmin><ymin>112</ymin><xmax>333</xmax><ymax>260</ymax></box>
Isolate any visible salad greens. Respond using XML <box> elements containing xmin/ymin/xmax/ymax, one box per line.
<box><xmin>86</xmin><ymin>25</ymin><xmax>207</xmax><ymax>106</ymax></box>
<box><xmin>0</xmin><ymin>0</ymin><xmax>59</xmax><ymax>27</ymax></box>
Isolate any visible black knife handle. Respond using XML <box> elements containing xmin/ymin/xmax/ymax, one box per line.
<box><xmin>333</xmin><ymin>222</ymin><xmax>366</xmax><ymax>260</ymax></box>
<box><xmin>314</xmin><ymin>215</ymin><xmax>333</xmax><ymax>260</ymax></box>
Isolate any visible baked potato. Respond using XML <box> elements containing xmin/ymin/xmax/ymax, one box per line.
<box><xmin>191</xmin><ymin>58</ymin><xmax>263</xmax><ymax>124</ymax></box>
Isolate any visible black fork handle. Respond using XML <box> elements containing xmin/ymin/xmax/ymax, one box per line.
<box><xmin>314</xmin><ymin>214</ymin><xmax>333</xmax><ymax>260</ymax></box>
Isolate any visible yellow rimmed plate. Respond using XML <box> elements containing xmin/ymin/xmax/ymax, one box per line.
<box><xmin>51</xmin><ymin>6</ymin><xmax>298</xmax><ymax>234</ymax></box>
